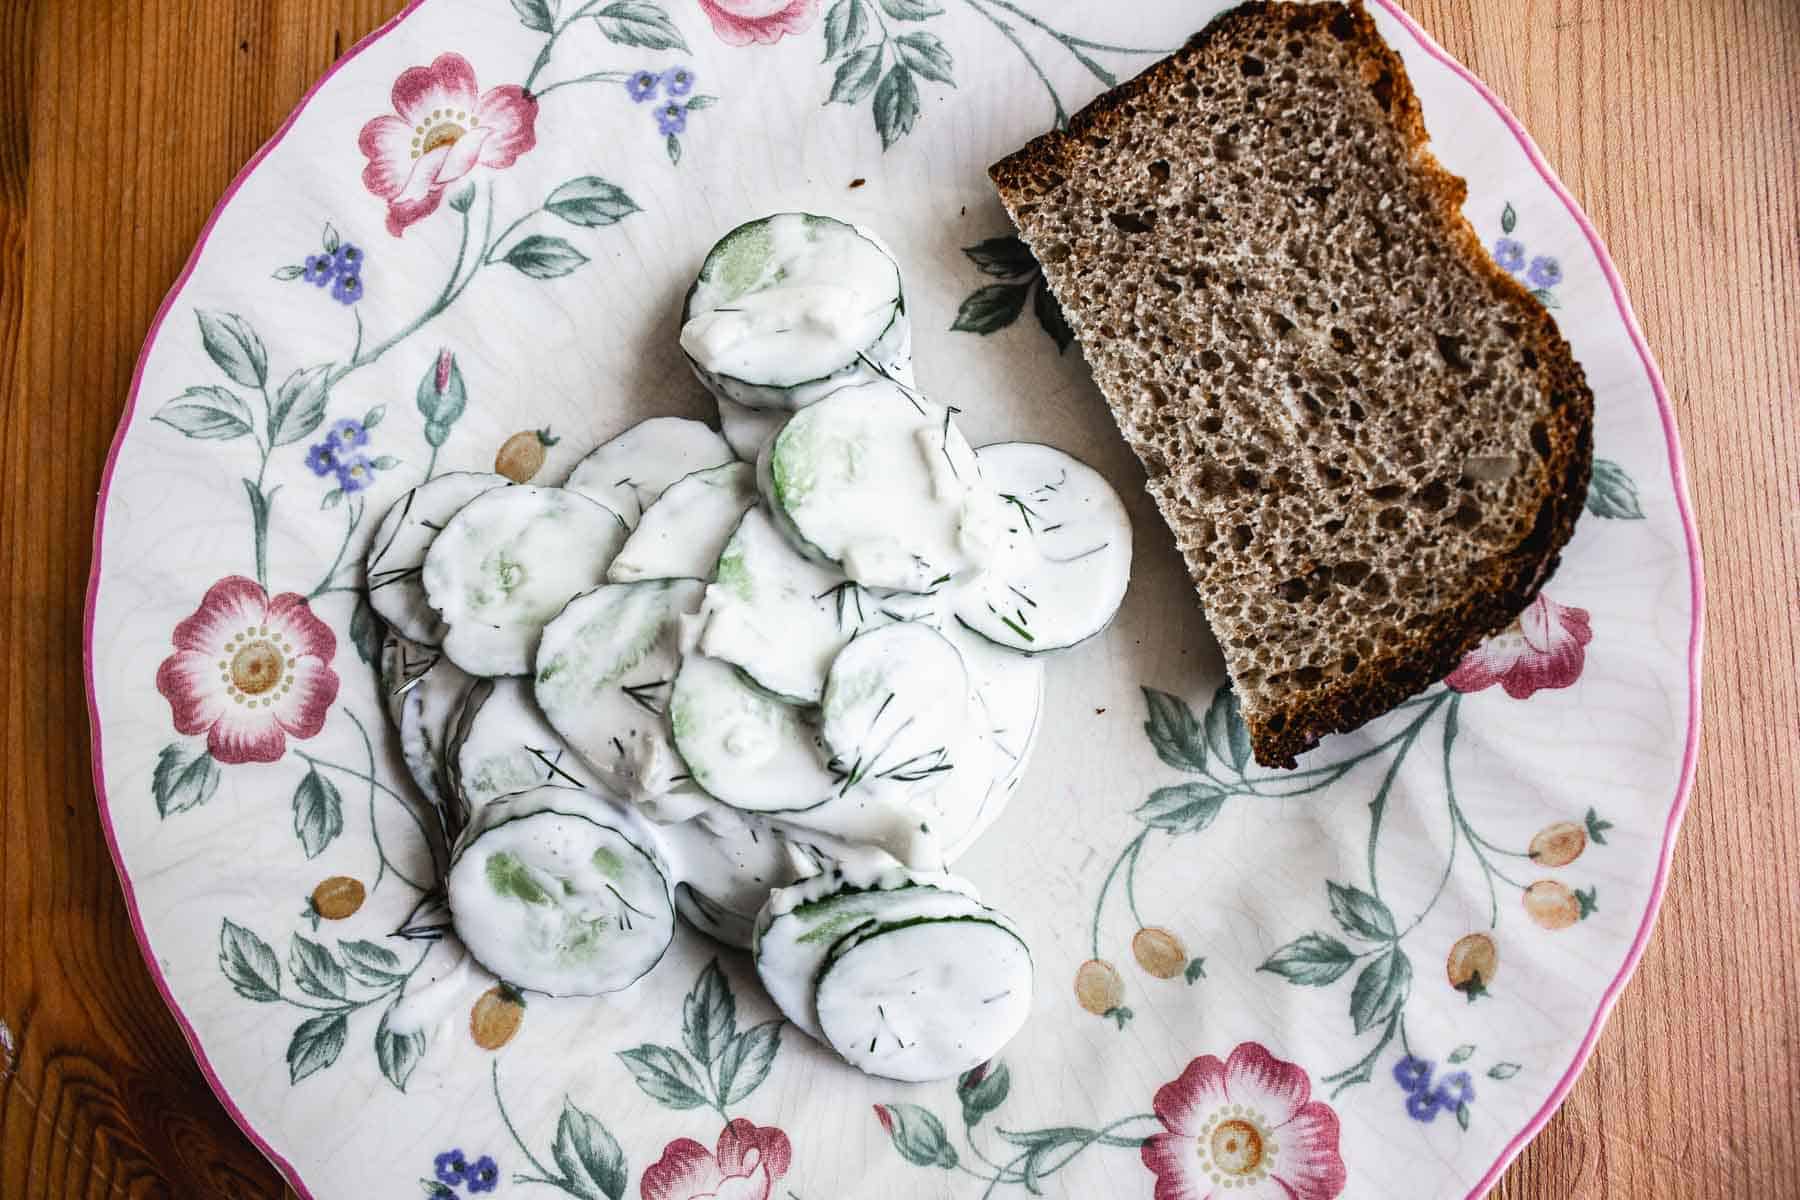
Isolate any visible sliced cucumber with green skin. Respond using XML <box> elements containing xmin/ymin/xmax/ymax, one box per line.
<box><xmin>607</xmin><ymin>463</ymin><xmax>757</xmax><ymax>583</ymax></box>
<box><xmin>667</xmin><ymin>653</ymin><xmax>837</xmax><ymax>813</ymax></box>
<box><xmin>421</xmin><ymin>485</ymin><xmax>627</xmax><ymax>676</ymax></box>
<box><xmin>815</xmin><ymin>910</ymin><xmax>1033</xmax><ymax>1082</ymax></box>
<box><xmin>681</xmin><ymin>213</ymin><xmax>910</xmax><ymax>411</ymax></box>
<box><xmin>821</xmin><ymin>622</ymin><xmax>969</xmax><ymax>794</ymax></box>
<box><xmin>447</xmin><ymin>786</ymin><xmax>675</xmax><ymax>997</ymax></box>
<box><xmin>658</xmin><ymin>812</ymin><xmax>805</xmax><ymax>949</ymax></box>
<box><xmin>535</xmin><ymin>578</ymin><xmax>702</xmax><ymax>786</ymax></box>
<box><xmin>715</xmin><ymin>395</ymin><xmax>789</xmax><ymax>464</ymax></box>
<box><xmin>751</xmin><ymin>867</ymin><xmax>981</xmax><ymax>1039</ymax></box>
<box><xmin>378</xmin><ymin>630</ymin><xmax>439</xmax><ymax>733</ymax></box>
<box><xmin>366</xmin><ymin>472</ymin><xmax>510</xmax><ymax>645</ymax></box>
<box><xmin>953</xmin><ymin>443</ymin><xmax>1134</xmax><ymax>654</ymax></box>
<box><xmin>564</xmin><ymin>417</ymin><xmax>735</xmax><ymax>528</ymax></box>
<box><xmin>761</xmin><ymin>380</ymin><xmax>996</xmax><ymax>593</ymax></box>
<box><xmin>450</xmin><ymin>677</ymin><xmax>597</xmax><ymax>818</ymax></box>
<box><xmin>695</xmin><ymin>507</ymin><xmax>862</xmax><ymax>705</ymax></box>
<box><xmin>381</xmin><ymin>631</ymin><xmax>478</xmax><ymax>852</ymax></box>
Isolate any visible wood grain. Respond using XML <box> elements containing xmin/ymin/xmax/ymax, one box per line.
<box><xmin>1</xmin><ymin>1</ymin><xmax>1793</xmax><ymax>1197</ymax></box>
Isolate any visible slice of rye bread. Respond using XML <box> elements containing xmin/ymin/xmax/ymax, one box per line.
<box><xmin>989</xmin><ymin>0</ymin><xmax>1592</xmax><ymax>768</ymax></box>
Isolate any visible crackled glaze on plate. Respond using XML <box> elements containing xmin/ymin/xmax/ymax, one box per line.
<box><xmin>86</xmin><ymin>2</ymin><xmax>1701</xmax><ymax>1197</ymax></box>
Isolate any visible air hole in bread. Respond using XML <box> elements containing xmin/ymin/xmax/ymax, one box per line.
<box><xmin>1530</xmin><ymin>420</ymin><xmax>1551</xmax><ymax>458</ymax></box>
<box><xmin>1435</xmin><ymin>333</ymin><xmax>1471</xmax><ymax>371</ymax></box>
<box><xmin>1411</xmin><ymin>479</ymin><xmax>1451</xmax><ymax>511</ymax></box>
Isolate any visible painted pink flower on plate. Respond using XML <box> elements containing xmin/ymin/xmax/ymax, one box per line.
<box><xmin>357</xmin><ymin>52</ymin><xmax>538</xmax><ymax>236</ymax></box>
<box><xmin>696</xmin><ymin>0</ymin><xmax>820</xmax><ymax>46</ymax></box>
<box><xmin>1445</xmin><ymin>592</ymin><xmax>1593</xmax><ymax>699</ymax></box>
<box><xmin>1140</xmin><ymin>1042</ymin><xmax>1346</xmax><ymax>1200</ymax></box>
<box><xmin>155</xmin><ymin>576</ymin><xmax>339</xmax><ymax>765</ymax></box>
<box><xmin>640</xmin><ymin>1118</ymin><xmax>792</xmax><ymax>1200</ymax></box>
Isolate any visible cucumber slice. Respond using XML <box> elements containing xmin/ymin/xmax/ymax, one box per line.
<box><xmin>761</xmin><ymin>380</ymin><xmax>993</xmax><ymax>592</ymax></box>
<box><xmin>815</xmin><ymin>911</ymin><xmax>1033</xmax><ymax>1081</ymax></box>
<box><xmin>953</xmin><ymin>443</ymin><xmax>1134</xmax><ymax>654</ymax></box>
<box><xmin>422</xmin><ymin>485</ymin><xmax>628</xmax><ymax>676</ymax></box>
<box><xmin>681</xmin><ymin>213</ymin><xmax>910</xmax><ymax>411</ymax></box>
<box><xmin>378</xmin><ymin>630</ymin><xmax>439</xmax><ymax>732</ymax></box>
<box><xmin>534</xmin><ymin>578</ymin><xmax>702</xmax><ymax>784</ymax></box>
<box><xmin>564</xmin><ymin>417</ymin><xmax>735</xmax><ymax>528</ymax></box>
<box><xmin>715</xmin><ymin>395</ymin><xmax>789</xmax><ymax>463</ymax></box>
<box><xmin>934</xmin><ymin>623</ymin><xmax>1046</xmax><ymax>859</ymax></box>
<box><xmin>450</xmin><ymin>677</ymin><xmax>597</xmax><ymax>817</ymax></box>
<box><xmin>667</xmin><ymin>653</ymin><xmax>838</xmax><ymax>813</ymax></box>
<box><xmin>658</xmin><ymin>811</ymin><xmax>806</xmax><ymax>949</ymax></box>
<box><xmin>366</xmin><ymin>472</ymin><xmax>510</xmax><ymax>645</ymax></box>
<box><xmin>695</xmin><ymin>507</ymin><xmax>861</xmax><ymax>704</ymax></box>
<box><xmin>447</xmin><ymin>786</ymin><xmax>675</xmax><ymax>996</ymax></box>
<box><xmin>951</xmin><ymin>621</ymin><xmax>1046</xmax><ymax>768</ymax></box>
<box><xmin>752</xmin><ymin>867</ymin><xmax>980</xmax><ymax>1039</ymax></box>
<box><xmin>381</xmin><ymin>631</ymin><xmax>479</xmax><ymax>851</ymax></box>
<box><xmin>607</xmin><ymin>463</ymin><xmax>757</xmax><ymax>583</ymax></box>
<box><xmin>821</xmin><ymin>622</ymin><xmax>969</xmax><ymax>793</ymax></box>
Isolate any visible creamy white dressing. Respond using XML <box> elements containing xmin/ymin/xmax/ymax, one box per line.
<box><xmin>367</xmin><ymin>472</ymin><xmax>511</xmax><ymax>645</ymax></box>
<box><xmin>815</xmin><ymin>913</ymin><xmax>1033</xmax><ymax>1082</ymax></box>
<box><xmin>752</xmin><ymin>869</ymin><xmax>986</xmax><ymax>1039</ymax></box>
<box><xmin>451</xmin><ymin>677</ymin><xmax>598</xmax><ymax>817</ymax></box>
<box><xmin>680</xmin><ymin>214</ymin><xmax>905</xmax><ymax>399</ymax></box>
<box><xmin>363</xmin><ymin>216</ymin><xmax>1139</xmax><ymax>1082</ymax></box>
<box><xmin>382</xmin><ymin>940</ymin><xmax>483</xmax><ymax>1039</ymax></box>
<box><xmin>694</xmin><ymin>507</ymin><xmax>857</xmax><ymax>703</ymax></box>
<box><xmin>764</xmin><ymin>381</ymin><xmax>988</xmax><ymax>592</ymax></box>
<box><xmin>446</xmin><ymin>786</ymin><xmax>675</xmax><ymax>997</ymax></box>
<box><xmin>534</xmin><ymin>579</ymin><xmax>702</xmax><ymax>803</ymax></box>
<box><xmin>564</xmin><ymin>417</ymin><xmax>734</xmax><ymax>528</ymax></box>
<box><xmin>422</xmin><ymin>486</ymin><xmax>628</xmax><ymax>676</ymax></box>
<box><xmin>714</xmin><ymin>396</ymin><xmax>791</xmax><ymax>463</ymax></box>
<box><xmin>606</xmin><ymin>462</ymin><xmax>756</xmax><ymax>583</ymax></box>
<box><xmin>953</xmin><ymin>443</ymin><xmax>1134</xmax><ymax>653</ymax></box>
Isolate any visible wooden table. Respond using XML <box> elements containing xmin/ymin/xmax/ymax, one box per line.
<box><xmin>2</xmin><ymin>1</ymin><xmax>1794</xmax><ymax>1196</ymax></box>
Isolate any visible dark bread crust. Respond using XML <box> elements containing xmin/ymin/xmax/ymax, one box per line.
<box><xmin>990</xmin><ymin>1</ymin><xmax>1593</xmax><ymax>767</ymax></box>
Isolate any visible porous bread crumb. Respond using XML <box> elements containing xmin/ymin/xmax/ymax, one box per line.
<box><xmin>990</xmin><ymin>0</ymin><xmax>1592</xmax><ymax>766</ymax></box>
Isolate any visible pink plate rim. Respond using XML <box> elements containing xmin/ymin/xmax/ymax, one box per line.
<box><xmin>81</xmin><ymin>2</ymin><xmax>1706</xmax><ymax>1197</ymax></box>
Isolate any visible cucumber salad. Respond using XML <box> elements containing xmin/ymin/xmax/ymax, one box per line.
<box><xmin>362</xmin><ymin>213</ymin><xmax>1133</xmax><ymax>1081</ymax></box>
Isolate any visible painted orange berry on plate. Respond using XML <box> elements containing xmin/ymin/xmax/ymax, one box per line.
<box><xmin>494</xmin><ymin>427</ymin><xmax>560</xmax><ymax>483</ymax></box>
<box><xmin>470</xmin><ymin>984</ymin><xmax>526</xmax><ymax>1050</ymax></box>
<box><xmin>1523</xmin><ymin>880</ymin><xmax>1584</xmax><ymax>929</ymax></box>
<box><xmin>310</xmin><ymin>875</ymin><xmax>365</xmax><ymax>920</ymax></box>
<box><xmin>1446</xmin><ymin>932</ymin><xmax>1497</xmax><ymax>1000</ymax></box>
<box><xmin>1074</xmin><ymin>959</ymin><xmax>1124</xmax><ymax>1015</ymax></box>
<box><xmin>1529</xmin><ymin>821</ymin><xmax>1587</xmax><ymax>867</ymax></box>
<box><xmin>1132</xmin><ymin>927</ymin><xmax>1187</xmax><ymax>979</ymax></box>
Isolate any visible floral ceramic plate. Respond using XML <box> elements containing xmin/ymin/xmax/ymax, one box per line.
<box><xmin>86</xmin><ymin>1</ymin><xmax>1701</xmax><ymax>1197</ymax></box>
